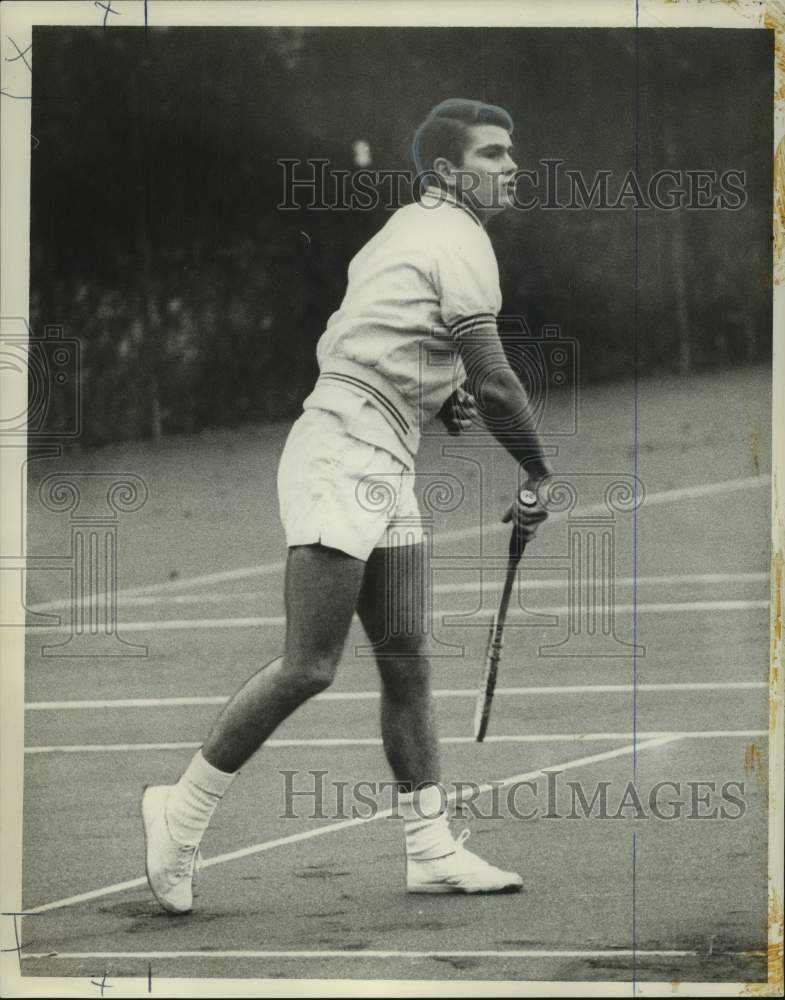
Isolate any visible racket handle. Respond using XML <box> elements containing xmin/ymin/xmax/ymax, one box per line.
<box><xmin>509</xmin><ymin>526</ymin><xmax>527</xmax><ymax>562</ymax></box>
<box><xmin>475</xmin><ymin>614</ymin><xmax>502</xmax><ymax>743</ymax></box>
<box><xmin>509</xmin><ymin>487</ymin><xmax>538</xmax><ymax>561</ymax></box>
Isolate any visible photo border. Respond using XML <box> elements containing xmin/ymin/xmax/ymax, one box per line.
<box><xmin>1</xmin><ymin>1</ymin><xmax>782</xmax><ymax>996</ymax></box>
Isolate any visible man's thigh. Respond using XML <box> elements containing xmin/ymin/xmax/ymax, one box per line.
<box><xmin>278</xmin><ymin>409</ymin><xmax>424</xmax><ymax>662</ymax></box>
<box><xmin>356</xmin><ymin>543</ymin><xmax>428</xmax><ymax>657</ymax></box>
<box><xmin>284</xmin><ymin>544</ymin><xmax>366</xmax><ymax>666</ymax></box>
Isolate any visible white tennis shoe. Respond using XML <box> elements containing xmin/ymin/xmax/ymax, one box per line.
<box><xmin>142</xmin><ymin>785</ymin><xmax>202</xmax><ymax>914</ymax></box>
<box><xmin>406</xmin><ymin>829</ymin><xmax>523</xmax><ymax>894</ymax></box>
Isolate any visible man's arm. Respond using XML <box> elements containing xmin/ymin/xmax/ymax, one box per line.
<box><xmin>458</xmin><ymin>325</ymin><xmax>552</xmax><ymax>536</ymax></box>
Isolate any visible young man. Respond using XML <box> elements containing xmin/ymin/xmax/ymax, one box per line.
<box><xmin>143</xmin><ymin>98</ymin><xmax>552</xmax><ymax>912</ymax></box>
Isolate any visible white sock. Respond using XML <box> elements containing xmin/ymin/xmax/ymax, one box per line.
<box><xmin>398</xmin><ymin>784</ymin><xmax>456</xmax><ymax>861</ymax></box>
<box><xmin>165</xmin><ymin>750</ymin><xmax>236</xmax><ymax>846</ymax></box>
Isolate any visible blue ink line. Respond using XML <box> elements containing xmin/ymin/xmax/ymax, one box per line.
<box><xmin>632</xmin><ymin>0</ymin><xmax>640</xmax><ymax>783</ymax></box>
<box><xmin>632</xmin><ymin>831</ymin><xmax>637</xmax><ymax>995</ymax></box>
<box><xmin>632</xmin><ymin>30</ymin><xmax>640</xmax><ymax>1000</ymax></box>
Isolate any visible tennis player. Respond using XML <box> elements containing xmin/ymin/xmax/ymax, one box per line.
<box><xmin>143</xmin><ymin>98</ymin><xmax>552</xmax><ymax>912</ymax></box>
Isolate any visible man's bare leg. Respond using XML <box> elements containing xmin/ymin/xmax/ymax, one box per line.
<box><xmin>357</xmin><ymin>541</ymin><xmax>522</xmax><ymax>893</ymax></box>
<box><xmin>202</xmin><ymin>543</ymin><xmax>366</xmax><ymax>773</ymax></box>
<box><xmin>142</xmin><ymin>543</ymin><xmax>365</xmax><ymax>912</ymax></box>
<box><xmin>356</xmin><ymin>542</ymin><xmax>440</xmax><ymax>792</ymax></box>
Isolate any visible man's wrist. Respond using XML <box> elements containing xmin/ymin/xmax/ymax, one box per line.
<box><xmin>520</xmin><ymin>458</ymin><xmax>553</xmax><ymax>483</ymax></box>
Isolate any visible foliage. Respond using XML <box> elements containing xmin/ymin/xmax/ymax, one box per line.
<box><xmin>30</xmin><ymin>27</ymin><xmax>772</xmax><ymax>443</ymax></box>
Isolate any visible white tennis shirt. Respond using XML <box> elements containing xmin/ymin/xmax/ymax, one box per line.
<box><xmin>302</xmin><ymin>186</ymin><xmax>502</xmax><ymax>465</ymax></box>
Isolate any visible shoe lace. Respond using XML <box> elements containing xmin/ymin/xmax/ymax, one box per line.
<box><xmin>451</xmin><ymin>828</ymin><xmax>500</xmax><ymax>874</ymax></box>
<box><xmin>174</xmin><ymin>842</ymin><xmax>198</xmax><ymax>880</ymax></box>
<box><xmin>455</xmin><ymin>828</ymin><xmax>472</xmax><ymax>849</ymax></box>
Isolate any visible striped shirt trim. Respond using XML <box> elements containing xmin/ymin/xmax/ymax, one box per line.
<box><xmin>449</xmin><ymin>313</ymin><xmax>498</xmax><ymax>339</ymax></box>
<box><xmin>320</xmin><ymin>372</ymin><xmax>410</xmax><ymax>435</ymax></box>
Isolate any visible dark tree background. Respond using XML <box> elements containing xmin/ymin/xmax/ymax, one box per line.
<box><xmin>30</xmin><ymin>27</ymin><xmax>772</xmax><ymax>445</ymax></box>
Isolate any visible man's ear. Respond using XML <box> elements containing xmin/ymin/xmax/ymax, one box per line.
<box><xmin>432</xmin><ymin>156</ymin><xmax>458</xmax><ymax>190</ymax></box>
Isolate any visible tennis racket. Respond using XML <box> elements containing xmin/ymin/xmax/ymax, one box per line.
<box><xmin>473</xmin><ymin>490</ymin><xmax>536</xmax><ymax>742</ymax></box>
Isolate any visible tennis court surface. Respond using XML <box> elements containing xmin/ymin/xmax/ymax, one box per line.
<box><xmin>17</xmin><ymin>367</ymin><xmax>774</xmax><ymax>988</ymax></box>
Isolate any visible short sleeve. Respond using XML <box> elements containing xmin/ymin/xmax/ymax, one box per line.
<box><xmin>431</xmin><ymin>224</ymin><xmax>502</xmax><ymax>340</ymax></box>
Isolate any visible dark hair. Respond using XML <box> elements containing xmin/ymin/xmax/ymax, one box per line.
<box><xmin>412</xmin><ymin>98</ymin><xmax>514</xmax><ymax>176</ymax></box>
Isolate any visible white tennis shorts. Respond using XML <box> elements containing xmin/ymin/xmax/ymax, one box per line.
<box><xmin>277</xmin><ymin>408</ymin><xmax>423</xmax><ymax>561</ymax></box>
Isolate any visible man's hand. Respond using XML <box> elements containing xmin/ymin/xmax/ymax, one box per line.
<box><xmin>437</xmin><ymin>386</ymin><xmax>478</xmax><ymax>435</ymax></box>
<box><xmin>502</xmin><ymin>483</ymin><xmax>548</xmax><ymax>541</ymax></box>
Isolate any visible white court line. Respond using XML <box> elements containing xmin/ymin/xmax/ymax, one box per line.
<box><xmin>22</xmin><ymin>735</ymin><xmax>679</xmax><ymax>914</ymax></box>
<box><xmin>438</xmin><ymin>474</ymin><xmax>770</xmax><ymax>546</ymax></box>
<box><xmin>434</xmin><ymin>571</ymin><xmax>768</xmax><ymax>595</ymax></box>
<box><xmin>25</xmin><ymin>599</ymin><xmax>770</xmax><ymax>634</ymax></box>
<box><xmin>20</xmin><ymin>948</ymin><xmax>730</xmax><ymax>961</ymax></box>
<box><xmin>28</xmin><ymin>571</ymin><xmax>769</xmax><ymax>610</ymax></box>
<box><xmin>24</xmin><ymin>730</ymin><xmax>766</xmax><ymax>754</ymax></box>
<box><xmin>28</xmin><ymin>559</ymin><xmax>286</xmax><ymax>611</ymax></box>
<box><xmin>24</xmin><ymin>680</ymin><xmax>766</xmax><ymax>711</ymax></box>
<box><xmin>27</xmin><ymin>474</ymin><xmax>769</xmax><ymax>612</ymax></box>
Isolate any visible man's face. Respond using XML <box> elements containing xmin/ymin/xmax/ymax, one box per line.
<box><xmin>452</xmin><ymin>123</ymin><xmax>518</xmax><ymax>213</ymax></box>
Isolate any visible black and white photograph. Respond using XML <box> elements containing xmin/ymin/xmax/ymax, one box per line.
<box><xmin>1</xmin><ymin>0</ymin><xmax>782</xmax><ymax>995</ymax></box>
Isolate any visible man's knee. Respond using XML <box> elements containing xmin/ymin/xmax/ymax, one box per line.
<box><xmin>283</xmin><ymin>652</ymin><xmax>339</xmax><ymax>698</ymax></box>
<box><xmin>378</xmin><ymin>641</ymin><xmax>431</xmax><ymax>702</ymax></box>
<box><xmin>373</xmin><ymin>627</ymin><xmax>427</xmax><ymax>660</ymax></box>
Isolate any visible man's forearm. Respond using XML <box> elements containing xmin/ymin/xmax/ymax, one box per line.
<box><xmin>470</xmin><ymin>368</ymin><xmax>553</xmax><ymax>480</ymax></box>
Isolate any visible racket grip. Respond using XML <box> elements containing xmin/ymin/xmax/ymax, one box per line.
<box><xmin>509</xmin><ymin>487</ymin><xmax>538</xmax><ymax>560</ymax></box>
